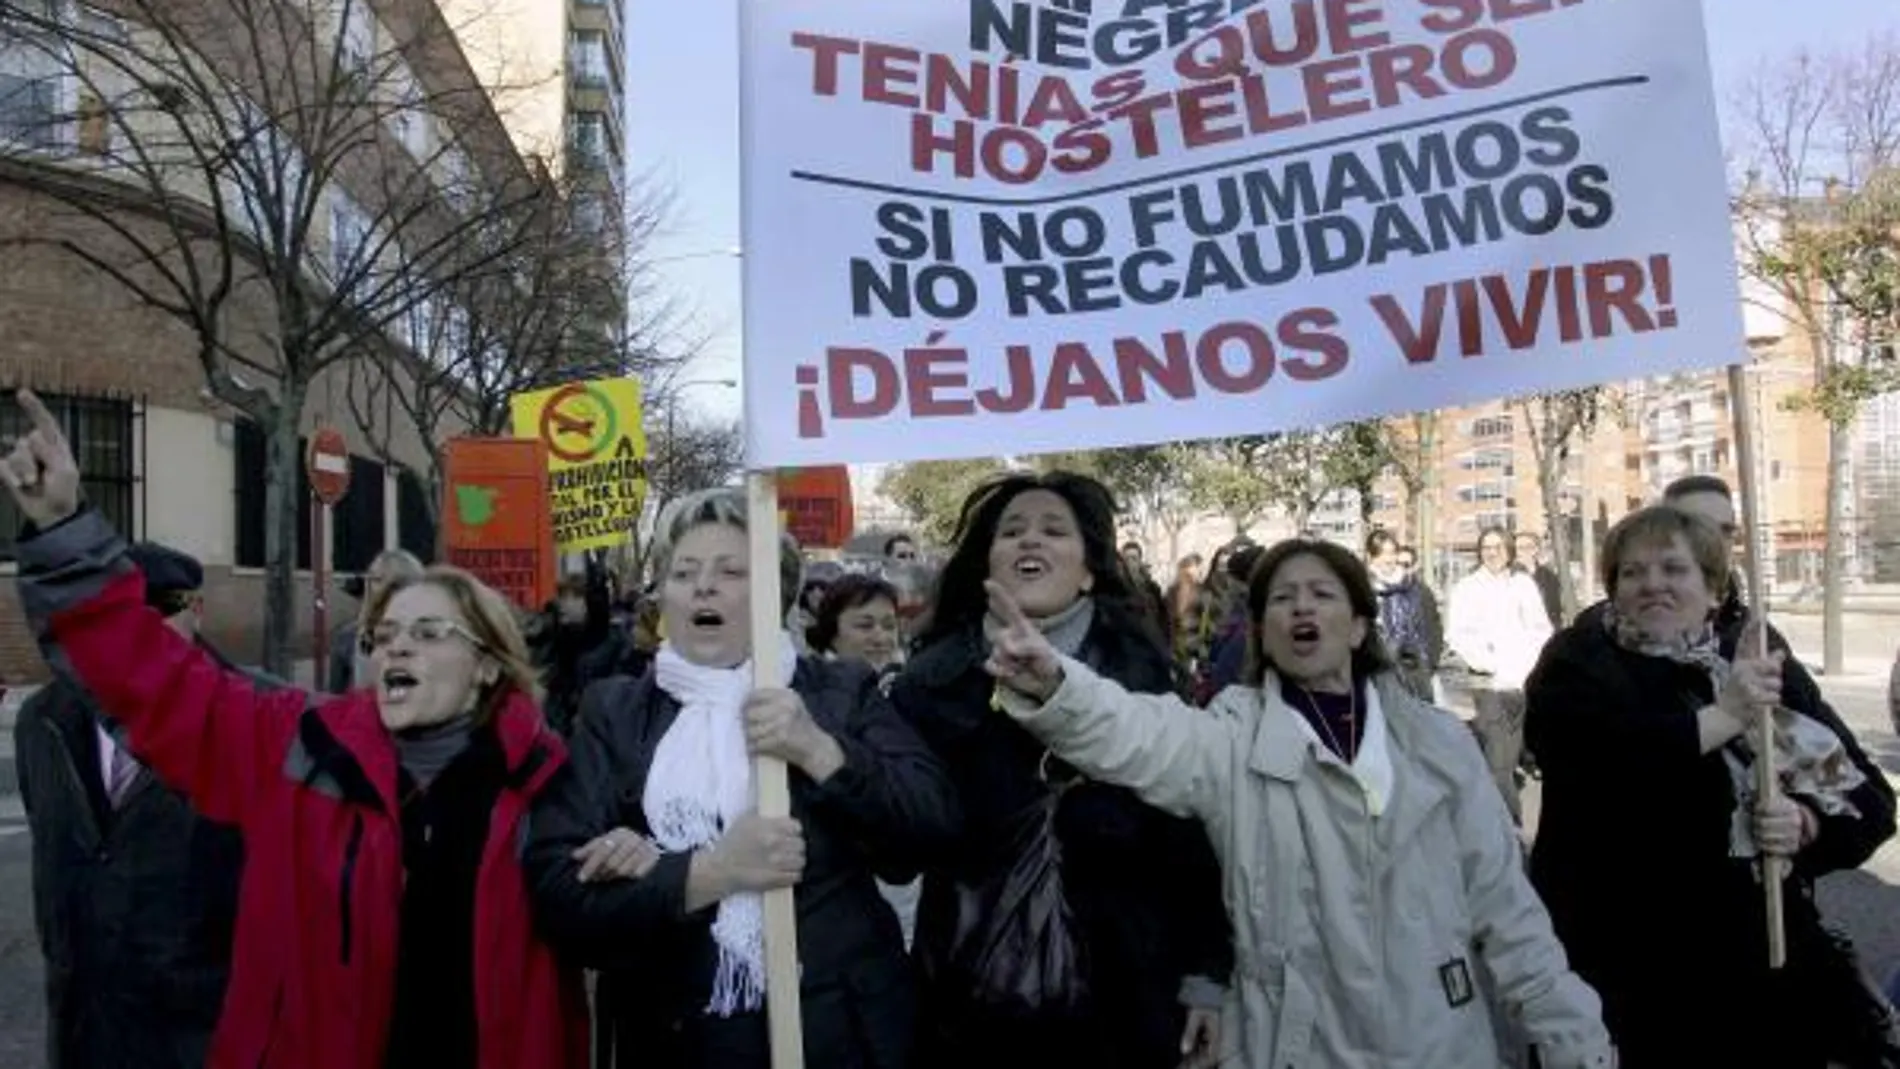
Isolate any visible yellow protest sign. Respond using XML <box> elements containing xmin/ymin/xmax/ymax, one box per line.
<box><xmin>509</xmin><ymin>378</ymin><xmax>648</xmax><ymax>552</ymax></box>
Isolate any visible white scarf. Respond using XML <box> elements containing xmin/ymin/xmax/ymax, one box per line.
<box><xmin>645</xmin><ymin>635</ymin><xmax>799</xmax><ymax>1016</ymax></box>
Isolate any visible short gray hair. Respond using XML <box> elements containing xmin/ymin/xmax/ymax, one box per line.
<box><xmin>652</xmin><ymin>487</ymin><xmax>804</xmax><ymax>616</ymax></box>
<box><xmin>369</xmin><ymin>549</ymin><xmax>424</xmax><ymax>581</ymax></box>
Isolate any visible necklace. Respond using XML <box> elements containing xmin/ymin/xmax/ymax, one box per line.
<box><xmin>1295</xmin><ymin>683</ymin><xmax>1359</xmax><ymax>760</ymax></box>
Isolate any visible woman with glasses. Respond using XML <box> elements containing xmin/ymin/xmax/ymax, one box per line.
<box><xmin>0</xmin><ymin>390</ymin><xmax>587</xmax><ymax>1069</ymax></box>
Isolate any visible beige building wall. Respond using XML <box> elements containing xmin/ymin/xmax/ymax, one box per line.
<box><xmin>439</xmin><ymin>0</ymin><xmax>569</xmax><ymax>169</ymax></box>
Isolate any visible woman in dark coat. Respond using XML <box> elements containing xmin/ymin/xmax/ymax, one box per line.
<box><xmin>892</xmin><ymin>472</ymin><xmax>1233</xmax><ymax>1069</ymax></box>
<box><xmin>1526</xmin><ymin>506</ymin><xmax>1896</xmax><ymax>1068</ymax></box>
<box><xmin>526</xmin><ymin>488</ymin><xmax>960</xmax><ymax>1069</ymax></box>
<box><xmin>533</xmin><ymin>570</ymin><xmax>635</xmax><ymax>734</ymax></box>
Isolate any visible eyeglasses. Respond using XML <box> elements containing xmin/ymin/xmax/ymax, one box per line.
<box><xmin>369</xmin><ymin>616</ymin><xmax>486</xmax><ymax>652</ymax></box>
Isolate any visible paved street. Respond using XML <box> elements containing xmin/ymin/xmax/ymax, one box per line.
<box><xmin>0</xmin><ymin>620</ymin><xmax>1893</xmax><ymax>1064</ymax></box>
<box><xmin>0</xmin><ymin>797</ymin><xmax>37</xmax><ymax>1069</ymax></box>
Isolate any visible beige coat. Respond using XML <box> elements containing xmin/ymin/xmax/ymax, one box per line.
<box><xmin>999</xmin><ymin>659</ymin><xmax>1613</xmax><ymax>1069</ymax></box>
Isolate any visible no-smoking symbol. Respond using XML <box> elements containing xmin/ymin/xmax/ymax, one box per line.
<box><xmin>538</xmin><ymin>383</ymin><xmax>620</xmax><ymax>464</ymax></box>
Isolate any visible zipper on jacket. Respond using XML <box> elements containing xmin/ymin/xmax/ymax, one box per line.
<box><xmin>338</xmin><ymin>813</ymin><xmax>365</xmax><ymax>965</ymax></box>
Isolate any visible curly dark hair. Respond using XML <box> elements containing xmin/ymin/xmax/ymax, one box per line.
<box><xmin>1242</xmin><ymin>538</ymin><xmax>1393</xmax><ymax>686</ymax></box>
<box><xmin>916</xmin><ymin>470</ymin><xmax>1151</xmax><ymax>649</ymax></box>
<box><xmin>806</xmin><ymin>573</ymin><xmax>901</xmax><ymax>654</ymax></box>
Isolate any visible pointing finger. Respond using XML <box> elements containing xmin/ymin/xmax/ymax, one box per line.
<box><xmin>16</xmin><ymin>390</ymin><xmax>58</xmax><ymax>436</ymax></box>
<box><xmin>16</xmin><ymin>391</ymin><xmax>67</xmax><ymax>458</ymax></box>
<box><xmin>983</xmin><ymin>579</ymin><xmax>1034</xmax><ymax>632</ymax></box>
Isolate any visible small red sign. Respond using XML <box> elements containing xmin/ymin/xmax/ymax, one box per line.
<box><xmin>308</xmin><ymin>427</ymin><xmax>351</xmax><ymax>506</ymax></box>
<box><xmin>778</xmin><ymin>465</ymin><xmax>855</xmax><ymax>550</ymax></box>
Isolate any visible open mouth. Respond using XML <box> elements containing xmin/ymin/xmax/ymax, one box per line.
<box><xmin>383</xmin><ymin>668</ymin><xmax>419</xmax><ymax>702</ymax></box>
<box><xmin>1289</xmin><ymin>622</ymin><xmax>1321</xmax><ymax>652</ymax></box>
<box><xmin>690</xmin><ymin>609</ymin><xmax>725</xmax><ymax>628</ymax></box>
<box><xmin>1012</xmin><ymin>558</ymin><xmax>1049</xmax><ymax>580</ymax></box>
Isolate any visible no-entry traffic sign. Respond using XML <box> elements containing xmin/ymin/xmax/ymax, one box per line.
<box><xmin>308</xmin><ymin>426</ymin><xmax>351</xmax><ymax>506</ymax></box>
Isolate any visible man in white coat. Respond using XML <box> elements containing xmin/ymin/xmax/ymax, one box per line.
<box><xmin>1447</xmin><ymin>526</ymin><xmax>1554</xmax><ymax>823</ymax></box>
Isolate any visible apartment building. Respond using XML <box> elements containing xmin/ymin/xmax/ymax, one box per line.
<box><xmin>0</xmin><ymin>0</ymin><xmax>535</xmax><ymax>680</ymax></box>
<box><xmin>440</xmin><ymin>0</ymin><xmax>626</xmax><ymax>369</ymax></box>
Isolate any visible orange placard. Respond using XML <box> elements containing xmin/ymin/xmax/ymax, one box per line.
<box><xmin>441</xmin><ymin>437</ymin><xmax>556</xmax><ymax>613</ymax></box>
<box><xmin>777</xmin><ymin>465</ymin><xmax>855</xmax><ymax>550</ymax></box>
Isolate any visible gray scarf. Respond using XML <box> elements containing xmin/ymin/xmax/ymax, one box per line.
<box><xmin>395</xmin><ymin>715</ymin><xmax>477</xmax><ymax>789</ymax></box>
<box><xmin>984</xmin><ymin>595</ymin><xmax>1096</xmax><ymax>658</ymax></box>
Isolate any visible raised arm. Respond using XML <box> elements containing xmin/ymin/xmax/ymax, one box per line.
<box><xmin>16</xmin><ymin>511</ymin><xmax>304</xmax><ymax>826</ymax></box>
<box><xmin>995</xmin><ymin>656</ymin><xmax>1235</xmax><ymax>823</ymax></box>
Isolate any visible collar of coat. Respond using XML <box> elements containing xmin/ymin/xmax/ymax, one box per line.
<box><xmin>907</xmin><ymin>608</ymin><xmax>1170</xmax><ymax>693</ymax></box>
<box><xmin>292</xmin><ymin>689</ymin><xmax>566</xmax><ymax>813</ymax></box>
<box><xmin>1235</xmin><ymin>673</ymin><xmax>1462</xmax><ymax>837</ymax></box>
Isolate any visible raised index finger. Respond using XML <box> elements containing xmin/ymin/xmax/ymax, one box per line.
<box><xmin>16</xmin><ymin>390</ymin><xmax>65</xmax><ymax>445</ymax></box>
<box><xmin>983</xmin><ymin>579</ymin><xmax>1034</xmax><ymax>633</ymax></box>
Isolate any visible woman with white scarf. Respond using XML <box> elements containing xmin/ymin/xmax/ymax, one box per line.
<box><xmin>1525</xmin><ymin>505</ymin><xmax>1895</xmax><ymax>1067</ymax></box>
<box><xmin>526</xmin><ymin>488</ymin><xmax>960</xmax><ymax>1069</ymax></box>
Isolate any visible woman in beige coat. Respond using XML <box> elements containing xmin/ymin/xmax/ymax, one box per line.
<box><xmin>982</xmin><ymin>538</ymin><xmax>1614</xmax><ymax>1069</ymax></box>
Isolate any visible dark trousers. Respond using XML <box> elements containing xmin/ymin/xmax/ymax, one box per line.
<box><xmin>1470</xmin><ymin>688</ymin><xmax>1526</xmax><ymax>824</ymax></box>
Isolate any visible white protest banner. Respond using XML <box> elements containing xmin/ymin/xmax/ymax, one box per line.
<box><xmin>739</xmin><ymin>0</ymin><xmax>1745</xmax><ymax>467</ymax></box>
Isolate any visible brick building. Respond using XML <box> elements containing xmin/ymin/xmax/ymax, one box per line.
<box><xmin>0</xmin><ymin>0</ymin><xmax>533</xmax><ymax>681</ymax></box>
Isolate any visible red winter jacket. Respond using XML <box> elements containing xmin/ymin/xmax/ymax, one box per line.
<box><xmin>17</xmin><ymin>511</ymin><xmax>589</xmax><ymax>1069</ymax></box>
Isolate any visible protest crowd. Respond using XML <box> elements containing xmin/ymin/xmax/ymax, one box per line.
<box><xmin>7</xmin><ymin>385</ymin><xmax>1900</xmax><ymax>1069</ymax></box>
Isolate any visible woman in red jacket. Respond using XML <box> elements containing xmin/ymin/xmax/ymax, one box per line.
<box><xmin>0</xmin><ymin>389</ymin><xmax>588</xmax><ymax>1069</ymax></box>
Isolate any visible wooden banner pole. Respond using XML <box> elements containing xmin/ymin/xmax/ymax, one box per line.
<box><xmin>746</xmin><ymin>471</ymin><xmax>806</xmax><ymax>1066</ymax></box>
<box><xmin>1726</xmin><ymin>363</ymin><xmax>1785</xmax><ymax>969</ymax></box>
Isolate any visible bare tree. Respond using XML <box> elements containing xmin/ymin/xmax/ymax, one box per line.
<box><xmin>1731</xmin><ymin>36</ymin><xmax>1900</xmax><ymax>673</ymax></box>
<box><xmin>344</xmin><ymin>169</ymin><xmax>699</xmax><ymax>524</ymax></box>
<box><xmin>1513</xmin><ymin>388</ymin><xmax>1613</xmax><ymax>618</ymax></box>
<box><xmin>1</xmin><ymin>0</ymin><xmax>552</xmax><ymax>672</ymax></box>
<box><xmin>1382</xmin><ymin>412</ymin><xmax>1441</xmax><ymax>576</ymax></box>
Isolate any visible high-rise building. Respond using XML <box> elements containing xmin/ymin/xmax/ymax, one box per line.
<box><xmin>440</xmin><ymin>0</ymin><xmax>625</xmax><ymax>227</ymax></box>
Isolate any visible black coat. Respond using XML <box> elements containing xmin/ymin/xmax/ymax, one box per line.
<box><xmin>14</xmin><ymin>645</ymin><xmax>277</xmax><ymax>1069</ymax></box>
<box><xmin>535</xmin><ymin>620</ymin><xmax>635</xmax><ymax>735</ymax></box>
<box><xmin>525</xmin><ymin>658</ymin><xmax>960</xmax><ymax>1069</ymax></box>
<box><xmin>1525</xmin><ymin>619</ymin><xmax>1896</xmax><ymax>1067</ymax></box>
<box><xmin>893</xmin><ymin>609</ymin><xmax>1234</xmax><ymax>1069</ymax></box>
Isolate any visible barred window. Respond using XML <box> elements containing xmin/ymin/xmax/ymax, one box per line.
<box><xmin>0</xmin><ymin>392</ymin><xmax>138</xmax><ymax>560</ymax></box>
<box><xmin>233</xmin><ymin>419</ymin><xmax>311</xmax><ymax>570</ymax></box>
<box><xmin>397</xmin><ymin>466</ymin><xmax>436</xmax><ymax>563</ymax></box>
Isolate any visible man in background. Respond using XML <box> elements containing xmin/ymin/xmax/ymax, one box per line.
<box><xmin>15</xmin><ymin>542</ymin><xmax>281</xmax><ymax>1069</ymax></box>
<box><xmin>1513</xmin><ymin>531</ymin><xmax>1565</xmax><ymax>628</ymax></box>
<box><xmin>1121</xmin><ymin>539</ymin><xmax>1172</xmax><ymax>646</ymax></box>
<box><xmin>884</xmin><ymin>533</ymin><xmax>920</xmax><ymax>566</ymax></box>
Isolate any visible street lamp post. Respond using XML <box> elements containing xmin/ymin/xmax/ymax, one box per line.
<box><xmin>647</xmin><ymin>246</ymin><xmax>743</xmax><ymax>267</ymax></box>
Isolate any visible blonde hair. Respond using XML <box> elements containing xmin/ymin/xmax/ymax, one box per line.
<box><xmin>652</xmin><ymin>487</ymin><xmax>804</xmax><ymax>616</ymax></box>
<box><xmin>365</xmin><ymin>566</ymin><xmax>543</xmax><ymax>724</ymax></box>
<box><xmin>1601</xmin><ymin>506</ymin><xmax>1731</xmax><ymax>597</ymax></box>
<box><xmin>357</xmin><ymin>549</ymin><xmax>426</xmax><ymax>629</ymax></box>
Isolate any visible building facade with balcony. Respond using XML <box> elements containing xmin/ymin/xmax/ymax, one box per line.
<box><xmin>0</xmin><ymin>0</ymin><xmax>534</xmax><ymax>681</ymax></box>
